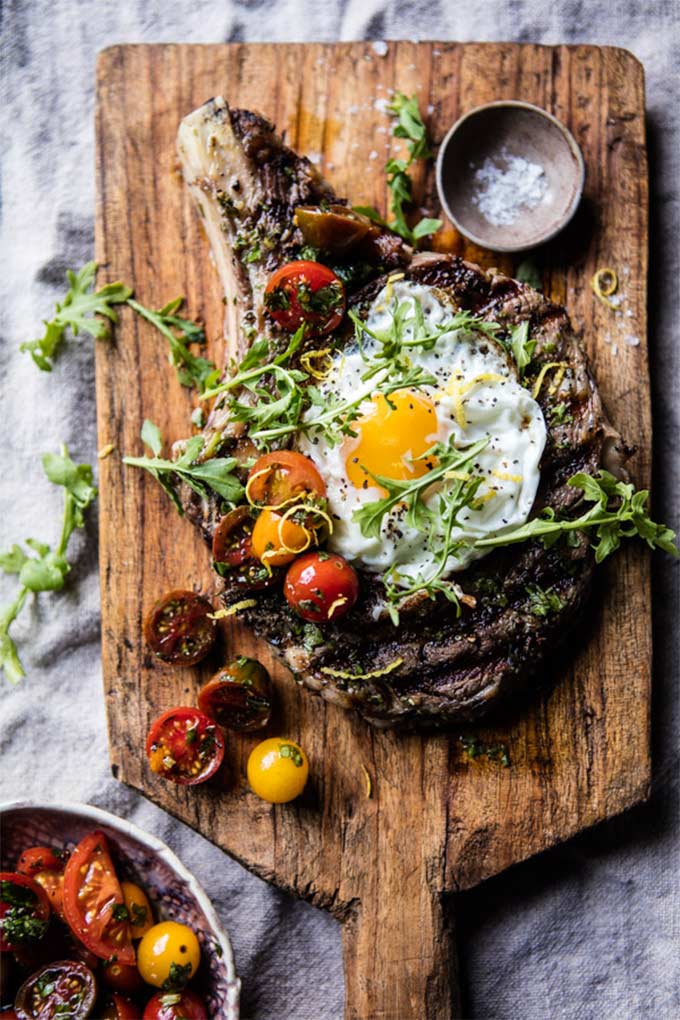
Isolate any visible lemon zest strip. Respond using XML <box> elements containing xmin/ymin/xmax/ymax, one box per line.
<box><xmin>300</xmin><ymin>348</ymin><xmax>333</xmax><ymax>380</ymax></box>
<box><xmin>532</xmin><ymin>362</ymin><xmax>568</xmax><ymax>399</ymax></box>
<box><xmin>320</xmin><ymin>657</ymin><xmax>404</xmax><ymax>681</ymax></box>
<box><xmin>361</xmin><ymin>765</ymin><xmax>373</xmax><ymax>799</ymax></box>
<box><xmin>591</xmin><ymin>267</ymin><xmax>619</xmax><ymax>309</ymax></box>
<box><xmin>209</xmin><ymin>599</ymin><xmax>257</xmax><ymax>619</ymax></box>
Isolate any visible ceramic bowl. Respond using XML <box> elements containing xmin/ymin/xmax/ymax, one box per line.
<box><xmin>435</xmin><ymin>100</ymin><xmax>585</xmax><ymax>252</ymax></box>
<box><xmin>0</xmin><ymin>800</ymin><xmax>240</xmax><ymax>1018</ymax></box>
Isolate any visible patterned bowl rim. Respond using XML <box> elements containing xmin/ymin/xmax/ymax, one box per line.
<box><xmin>0</xmin><ymin>799</ymin><xmax>239</xmax><ymax>997</ymax></box>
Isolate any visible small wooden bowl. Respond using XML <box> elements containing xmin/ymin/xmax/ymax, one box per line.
<box><xmin>435</xmin><ymin>101</ymin><xmax>585</xmax><ymax>252</ymax></box>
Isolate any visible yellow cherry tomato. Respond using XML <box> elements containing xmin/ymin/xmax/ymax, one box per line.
<box><xmin>121</xmin><ymin>881</ymin><xmax>154</xmax><ymax>939</ymax></box>
<box><xmin>247</xmin><ymin>738</ymin><xmax>309</xmax><ymax>803</ymax></box>
<box><xmin>251</xmin><ymin>509</ymin><xmax>311</xmax><ymax>567</ymax></box>
<box><xmin>136</xmin><ymin>921</ymin><xmax>200</xmax><ymax>989</ymax></box>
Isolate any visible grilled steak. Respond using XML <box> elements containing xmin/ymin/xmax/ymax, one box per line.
<box><xmin>176</xmin><ymin>98</ymin><xmax>629</xmax><ymax>728</ymax></box>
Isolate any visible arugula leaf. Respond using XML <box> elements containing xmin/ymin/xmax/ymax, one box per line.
<box><xmin>20</xmin><ymin>262</ymin><xmax>132</xmax><ymax>371</ymax></box>
<box><xmin>366</xmin><ymin>93</ymin><xmax>442</xmax><ymax>247</ymax></box>
<box><xmin>508</xmin><ymin>321</ymin><xmax>537</xmax><ymax>378</ymax></box>
<box><xmin>0</xmin><ymin>446</ymin><xmax>97</xmax><ymax>684</ymax></box>
<box><xmin>475</xmin><ymin>470</ymin><xmax>678</xmax><ymax>562</ymax></box>
<box><xmin>127</xmin><ymin>297</ymin><xmax>219</xmax><ymax>393</ymax></box>
<box><xmin>123</xmin><ymin>422</ymin><xmax>244</xmax><ymax>513</ymax></box>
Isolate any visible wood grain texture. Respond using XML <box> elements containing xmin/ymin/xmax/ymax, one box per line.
<box><xmin>95</xmin><ymin>43</ymin><xmax>650</xmax><ymax>1019</ymax></box>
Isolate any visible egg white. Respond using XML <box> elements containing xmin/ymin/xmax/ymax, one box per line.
<box><xmin>297</xmin><ymin>281</ymin><xmax>546</xmax><ymax>587</ymax></box>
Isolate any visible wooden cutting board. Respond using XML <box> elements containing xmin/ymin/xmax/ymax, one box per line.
<box><xmin>95</xmin><ymin>42</ymin><xmax>650</xmax><ymax>1019</ymax></box>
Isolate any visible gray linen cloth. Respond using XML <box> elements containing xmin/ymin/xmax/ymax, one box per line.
<box><xmin>1</xmin><ymin>1</ymin><xmax>678</xmax><ymax>1017</ymax></box>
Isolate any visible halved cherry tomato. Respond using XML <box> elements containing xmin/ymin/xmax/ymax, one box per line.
<box><xmin>142</xmin><ymin>989</ymin><xmax>207</xmax><ymax>1020</ymax></box>
<box><xmin>247</xmin><ymin>451</ymin><xmax>326</xmax><ymax>508</ymax></box>
<box><xmin>211</xmin><ymin>506</ymin><xmax>255</xmax><ymax>567</ymax></box>
<box><xmin>264</xmin><ymin>260</ymin><xmax>345</xmax><ymax>334</ymax></box>
<box><xmin>62</xmin><ymin>833</ymin><xmax>135</xmax><ymax>967</ymax></box>
<box><xmin>98</xmin><ymin>994</ymin><xmax>139</xmax><ymax>1020</ymax></box>
<box><xmin>230</xmin><ymin>560</ymin><xmax>282</xmax><ymax>591</ymax></box>
<box><xmin>198</xmin><ymin>658</ymin><xmax>273</xmax><ymax>732</ymax></box>
<box><xmin>284</xmin><ymin>552</ymin><xmax>359</xmax><ymax>623</ymax></box>
<box><xmin>120</xmin><ymin>882</ymin><xmax>153</xmax><ymax>940</ymax></box>
<box><xmin>146</xmin><ymin>708</ymin><xmax>225</xmax><ymax>786</ymax></box>
<box><xmin>101</xmin><ymin>959</ymin><xmax>144</xmax><ymax>996</ymax></box>
<box><xmin>144</xmin><ymin>590</ymin><xmax>216</xmax><ymax>667</ymax></box>
<box><xmin>14</xmin><ymin>960</ymin><xmax>96</xmax><ymax>1019</ymax></box>
<box><xmin>0</xmin><ymin>874</ymin><xmax>50</xmax><ymax>953</ymax></box>
<box><xmin>17</xmin><ymin>849</ymin><xmax>66</xmax><ymax>922</ymax></box>
<box><xmin>251</xmin><ymin>509</ymin><xmax>313</xmax><ymax>567</ymax></box>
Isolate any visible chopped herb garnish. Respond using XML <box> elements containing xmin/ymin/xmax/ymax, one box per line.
<box><xmin>280</xmin><ymin>742</ymin><xmax>304</xmax><ymax>767</ymax></box>
<box><xmin>525</xmin><ymin>583</ymin><xmax>565</xmax><ymax>618</ymax></box>
<box><xmin>162</xmin><ymin>961</ymin><xmax>193</xmax><ymax>992</ymax></box>
<box><xmin>112</xmin><ymin>903</ymin><xmax>129</xmax><ymax>922</ymax></box>
<box><xmin>460</xmin><ymin>735</ymin><xmax>510</xmax><ymax>767</ymax></box>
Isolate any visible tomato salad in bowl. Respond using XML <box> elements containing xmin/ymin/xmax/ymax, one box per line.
<box><xmin>0</xmin><ymin>802</ymin><xmax>239</xmax><ymax>1020</ymax></box>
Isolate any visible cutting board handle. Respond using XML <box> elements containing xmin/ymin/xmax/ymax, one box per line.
<box><xmin>340</xmin><ymin>861</ymin><xmax>461</xmax><ymax>1019</ymax></box>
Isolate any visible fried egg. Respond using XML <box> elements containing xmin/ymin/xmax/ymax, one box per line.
<box><xmin>297</xmin><ymin>280</ymin><xmax>546</xmax><ymax>587</ymax></box>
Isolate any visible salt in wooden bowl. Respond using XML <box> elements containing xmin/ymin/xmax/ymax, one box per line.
<box><xmin>436</xmin><ymin>101</ymin><xmax>585</xmax><ymax>252</ymax></box>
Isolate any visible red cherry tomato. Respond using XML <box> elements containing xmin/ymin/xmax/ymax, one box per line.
<box><xmin>144</xmin><ymin>591</ymin><xmax>216</xmax><ymax>667</ymax></box>
<box><xmin>98</xmin><ymin>993</ymin><xmax>140</xmax><ymax>1020</ymax></box>
<box><xmin>62</xmin><ymin>833</ymin><xmax>135</xmax><ymax>966</ymax></box>
<box><xmin>14</xmin><ymin>960</ymin><xmax>96</xmax><ymax>1019</ymax></box>
<box><xmin>146</xmin><ymin>708</ymin><xmax>225</xmax><ymax>786</ymax></box>
<box><xmin>284</xmin><ymin>552</ymin><xmax>359</xmax><ymax>623</ymax></box>
<box><xmin>17</xmin><ymin>849</ymin><xmax>63</xmax><ymax>876</ymax></box>
<box><xmin>247</xmin><ymin>451</ymin><xmax>326</xmax><ymax>507</ymax></box>
<box><xmin>212</xmin><ymin>507</ymin><xmax>255</xmax><ymax>567</ymax></box>
<box><xmin>101</xmin><ymin>959</ymin><xmax>145</xmax><ymax>996</ymax></box>
<box><xmin>0</xmin><ymin>873</ymin><xmax>50</xmax><ymax>953</ymax></box>
<box><xmin>17</xmin><ymin>848</ymin><xmax>66</xmax><ymax>922</ymax></box>
<box><xmin>264</xmin><ymin>260</ymin><xmax>345</xmax><ymax>334</ymax></box>
<box><xmin>143</xmin><ymin>989</ymin><xmax>208</xmax><ymax>1020</ymax></box>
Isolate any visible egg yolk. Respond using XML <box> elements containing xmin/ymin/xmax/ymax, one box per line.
<box><xmin>346</xmin><ymin>389</ymin><xmax>439</xmax><ymax>490</ymax></box>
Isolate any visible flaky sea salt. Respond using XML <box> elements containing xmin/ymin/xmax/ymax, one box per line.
<box><xmin>371</xmin><ymin>40</ymin><xmax>388</xmax><ymax>57</ymax></box>
<box><xmin>471</xmin><ymin>147</ymin><xmax>549</xmax><ymax>226</ymax></box>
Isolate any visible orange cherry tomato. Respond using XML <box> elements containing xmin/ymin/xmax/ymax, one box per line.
<box><xmin>251</xmin><ymin>509</ymin><xmax>312</xmax><ymax>567</ymax></box>
<box><xmin>264</xmin><ymin>260</ymin><xmax>345</xmax><ymax>334</ymax></box>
